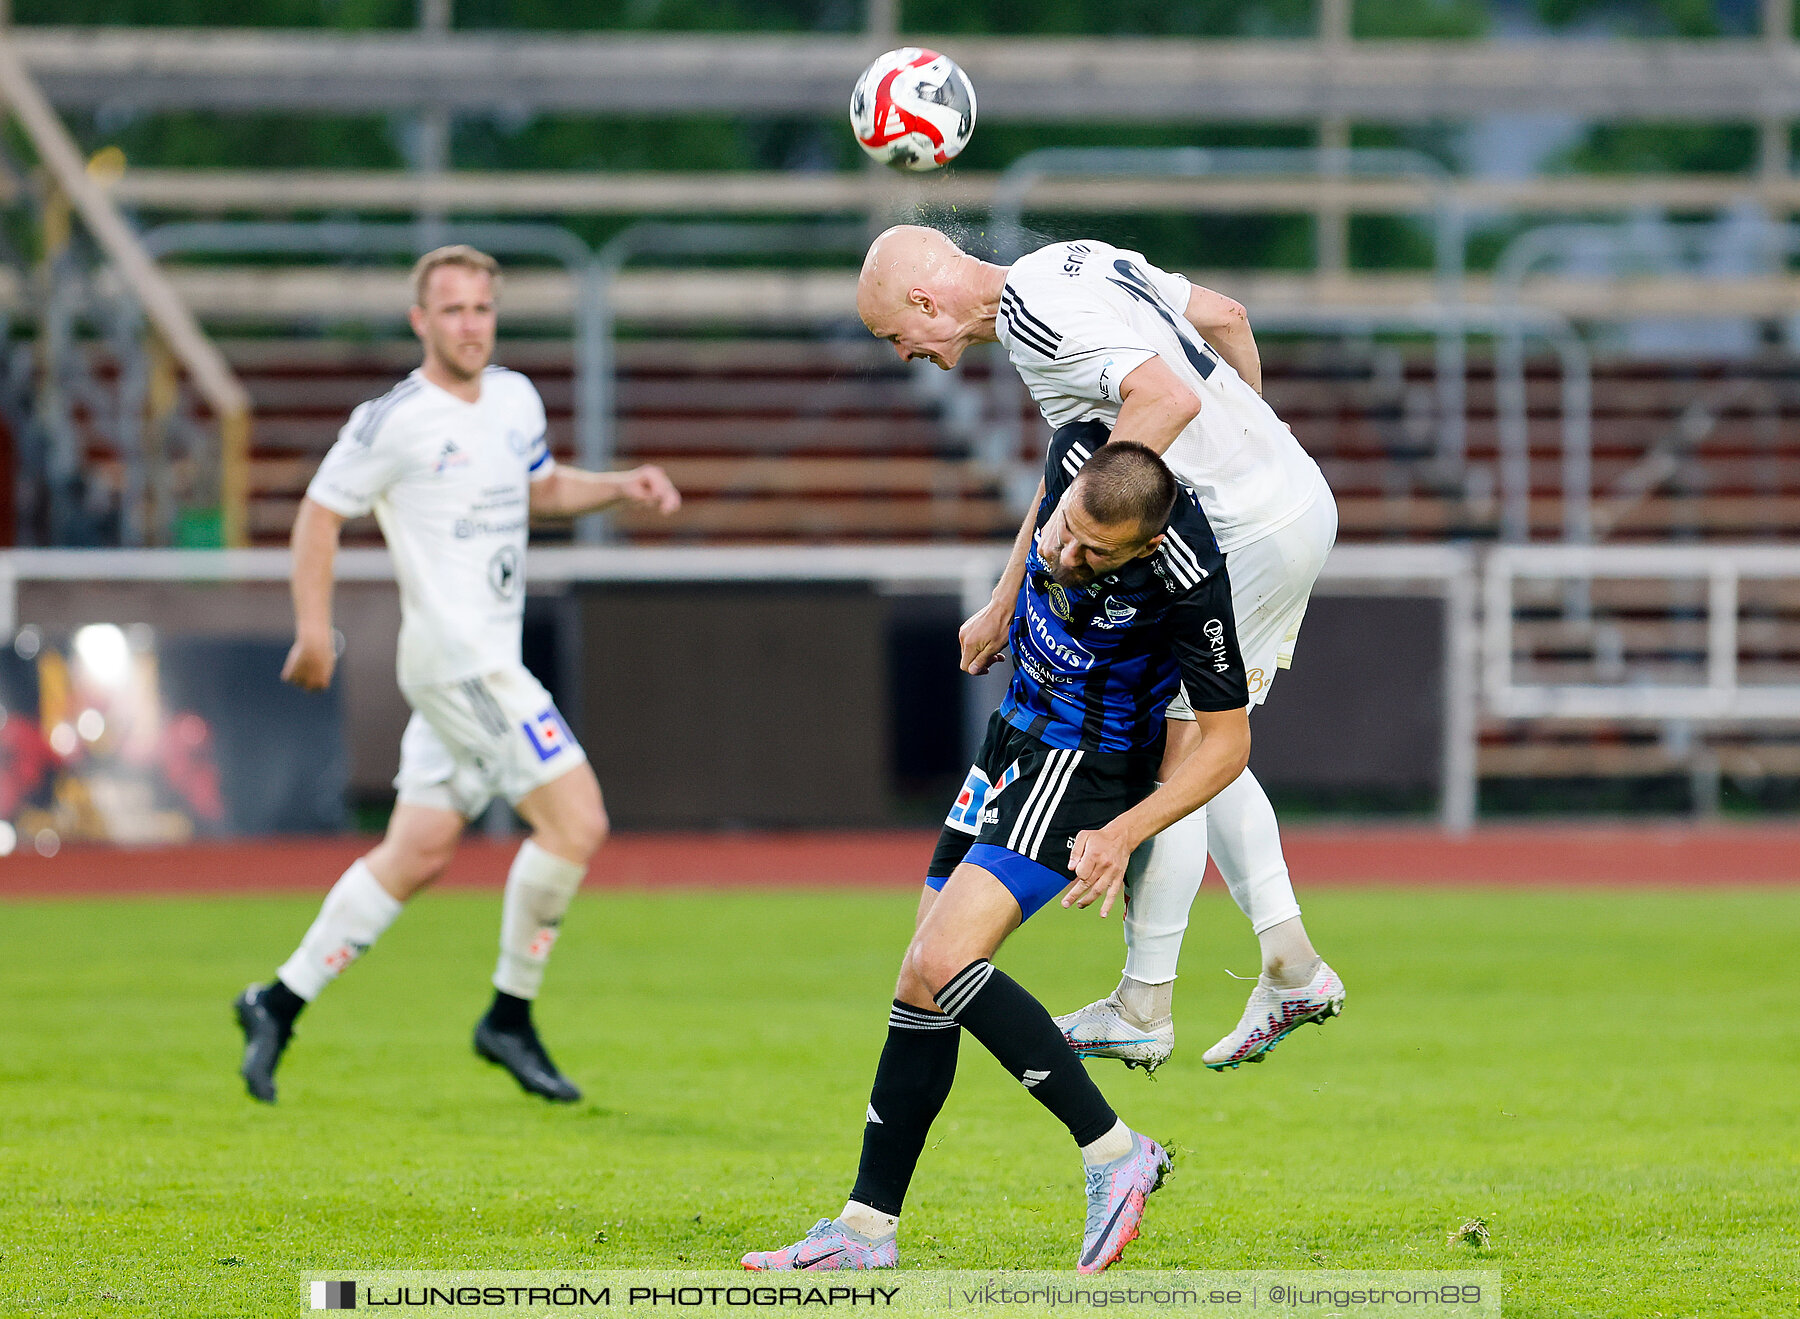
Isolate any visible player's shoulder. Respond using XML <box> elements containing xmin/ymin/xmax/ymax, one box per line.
<box><xmin>481</xmin><ymin>362</ymin><xmax>535</xmax><ymax>390</ymax></box>
<box><xmin>1044</xmin><ymin>419</ymin><xmax>1107</xmax><ymax>489</ymax></box>
<box><xmin>1151</xmin><ymin>486</ymin><xmax>1227</xmax><ymax>595</ymax></box>
<box><xmin>1003</xmin><ymin>241</ymin><xmax>1142</xmax><ymax>358</ymax></box>
<box><xmin>1012</xmin><ymin>239</ymin><xmax>1121</xmax><ymax>282</ymax></box>
<box><xmin>345</xmin><ymin>371</ymin><xmax>430</xmax><ymax>447</ymax></box>
<box><xmin>481</xmin><ymin>364</ymin><xmax>546</xmax><ymax>412</ymax></box>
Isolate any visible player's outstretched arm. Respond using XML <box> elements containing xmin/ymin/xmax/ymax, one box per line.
<box><xmin>529</xmin><ymin>464</ymin><xmax>682</xmax><ymax>518</ymax></box>
<box><xmin>282</xmin><ymin>496</ymin><xmax>346</xmax><ymax>692</ymax></box>
<box><xmin>959</xmin><ymin>477</ymin><xmax>1043</xmax><ymax>675</ymax></box>
<box><xmin>1182</xmin><ymin>285</ymin><xmax>1262</xmax><ymax>394</ymax></box>
<box><xmin>1064</xmin><ymin>704</ymin><xmax>1251</xmax><ymax>916</ymax></box>
<box><xmin>1114</xmin><ymin>357</ymin><xmax>1203</xmax><ymax>455</ymax></box>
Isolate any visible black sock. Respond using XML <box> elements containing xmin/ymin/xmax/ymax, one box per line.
<box><xmin>848</xmin><ymin>1001</ymin><xmax>960</xmax><ymax>1217</ymax></box>
<box><xmin>934</xmin><ymin>960</ymin><xmax>1117</xmax><ymax>1148</ymax></box>
<box><xmin>262</xmin><ymin>979</ymin><xmax>306</xmax><ymax>1029</ymax></box>
<box><xmin>485</xmin><ymin>990</ymin><xmax>533</xmax><ymax>1031</ymax></box>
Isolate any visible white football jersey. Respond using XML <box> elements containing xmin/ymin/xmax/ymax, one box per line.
<box><xmin>306</xmin><ymin>366</ymin><xmax>555</xmax><ymax>689</ymax></box>
<box><xmin>998</xmin><ymin>240</ymin><xmax>1324</xmax><ymax>553</ymax></box>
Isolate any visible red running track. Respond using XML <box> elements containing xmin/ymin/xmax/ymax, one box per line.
<box><xmin>2</xmin><ymin>824</ymin><xmax>1797</xmax><ymax>898</ymax></box>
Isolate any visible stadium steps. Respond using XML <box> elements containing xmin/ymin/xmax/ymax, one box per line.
<box><xmin>129</xmin><ymin>340</ymin><xmax>1800</xmax><ymax>549</ymax></box>
<box><xmin>222</xmin><ymin>338</ymin><xmax>1024</xmax><ymax>544</ymax></box>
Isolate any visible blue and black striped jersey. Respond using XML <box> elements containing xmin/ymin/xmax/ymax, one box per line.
<box><xmin>998</xmin><ymin>420</ymin><xmax>1249</xmax><ymax>753</ymax></box>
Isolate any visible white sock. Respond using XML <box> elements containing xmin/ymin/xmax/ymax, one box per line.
<box><xmin>1205</xmin><ymin>768</ymin><xmax>1303</xmax><ymax>936</ymax></box>
<box><xmin>1080</xmin><ymin>1118</ymin><xmax>1135</xmax><ymax>1167</ymax></box>
<box><xmin>493</xmin><ymin>839</ymin><xmax>587</xmax><ymax>999</ymax></box>
<box><xmin>1257</xmin><ymin>917</ymin><xmax>1322</xmax><ymax>989</ymax></box>
<box><xmin>1116</xmin><ymin>975</ymin><xmax>1174</xmax><ymax>1026</ymax></box>
<box><xmin>276</xmin><ymin>859</ymin><xmax>404</xmax><ymax>1001</ymax></box>
<box><xmin>1120</xmin><ymin>793</ymin><xmax>1208</xmax><ymax>985</ymax></box>
<box><xmin>838</xmin><ymin>1200</ymin><xmax>898</xmax><ymax>1239</ymax></box>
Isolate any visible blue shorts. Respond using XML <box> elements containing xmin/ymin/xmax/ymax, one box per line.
<box><xmin>925</xmin><ymin>843</ymin><xmax>1072</xmax><ymax>920</ymax></box>
<box><xmin>925</xmin><ymin>711</ymin><xmax>1159</xmax><ymax>923</ymax></box>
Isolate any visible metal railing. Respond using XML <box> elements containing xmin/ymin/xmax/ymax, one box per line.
<box><xmin>20</xmin><ymin>26</ymin><xmax>1800</xmax><ymax>120</ymax></box>
<box><xmin>1489</xmin><ymin>215</ymin><xmax>1800</xmax><ymax>547</ymax></box>
<box><xmin>590</xmin><ymin>221</ymin><xmax>871</xmax><ymax>541</ymax></box>
<box><xmin>0</xmin><ymin>36</ymin><xmax>251</xmax><ymax>546</ymax></box>
<box><xmin>1484</xmin><ymin>543</ymin><xmax>1800</xmax><ymax>721</ymax></box>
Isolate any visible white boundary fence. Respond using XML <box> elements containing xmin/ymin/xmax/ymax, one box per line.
<box><xmin>24</xmin><ymin>543</ymin><xmax>1800</xmax><ymax>829</ymax></box>
<box><xmin>0</xmin><ymin>543</ymin><xmax>1481</xmax><ymax>832</ymax></box>
<box><xmin>18</xmin><ymin>542</ymin><xmax>1800</xmax><ymax>832</ymax></box>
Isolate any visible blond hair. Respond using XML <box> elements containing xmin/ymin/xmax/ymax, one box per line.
<box><xmin>410</xmin><ymin>244</ymin><xmax>501</xmax><ymax>307</ymax></box>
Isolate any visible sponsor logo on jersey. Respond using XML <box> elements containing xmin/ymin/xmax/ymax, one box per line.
<box><xmin>1047</xmin><ymin>582</ymin><xmax>1074</xmax><ymax>620</ymax></box>
<box><xmin>1204</xmin><ymin>617</ymin><xmax>1231</xmax><ymax>672</ymax></box>
<box><xmin>1060</xmin><ymin>242</ymin><xmax>1092</xmax><ymax>276</ymax></box>
<box><xmin>1014</xmin><ymin>649</ymin><xmax>1063</xmax><ymax>687</ymax></box>
<box><xmin>488</xmin><ymin>545</ymin><xmax>520</xmax><ymax>600</ymax></box>
<box><xmin>1027</xmin><ymin>604</ymin><xmax>1095</xmax><ymax>672</ymax></box>
<box><xmin>522</xmin><ymin>705</ymin><xmax>574</xmax><ymax>762</ymax></box>
<box><xmin>433</xmin><ymin>440</ymin><xmax>471</xmax><ymax>474</ymax></box>
<box><xmin>1097</xmin><ymin>356</ymin><xmax>1119</xmax><ymax>402</ymax></box>
<box><xmin>456</xmin><ymin>515</ymin><xmax>528</xmax><ymax>539</ymax></box>
<box><xmin>1101</xmin><ymin>596</ymin><xmax>1138</xmax><ymax>628</ymax></box>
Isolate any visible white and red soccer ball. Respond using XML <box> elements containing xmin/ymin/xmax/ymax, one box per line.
<box><xmin>849</xmin><ymin>47</ymin><xmax>977</xmax><ymax>172</ymax></box>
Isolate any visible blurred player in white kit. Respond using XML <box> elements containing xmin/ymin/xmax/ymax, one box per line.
<box><xmin>233</xmin><ymin>245</ymin><xmax>679</xmax><ymax>1104</ymax></box>
<box><xmin>859</xmin><ymin>225</ymin><xmax>1344</xmax><ymax>1073</ymax></box>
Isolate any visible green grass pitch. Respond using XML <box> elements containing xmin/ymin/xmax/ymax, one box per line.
<box><xmin>1</xmin><ymin>883</ymin><xmax>1796</xmax><ymax>1317</ymax></box>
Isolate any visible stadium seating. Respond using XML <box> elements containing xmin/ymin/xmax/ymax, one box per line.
<box><xmin>214</xmin><ymin>339</ymin><xmax>1800</xmax><ymax>549</ymax></box>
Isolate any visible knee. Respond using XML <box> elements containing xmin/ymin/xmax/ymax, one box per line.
<box><xmin>902</xmin><ymin>938</ymin><xmax>967</xmax><ymax>1007</ymax></box>
<box><xmin>570</xmin><ymin>800</ymin><xmax>610</xmax><ymax>860</ymax></box>
<box><xmin>367</xmin><ymin>841</ymin><xmax>454</xmax><ymax>899</ymax></box>
<box><xmin>542</xmin><ymin>800</ymin><xmax>608</xmax><ymax>864</ymax></box>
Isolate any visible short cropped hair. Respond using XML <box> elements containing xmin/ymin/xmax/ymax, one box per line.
<box><xmin>1072</xmin><ymin>441</ymin><xmax>1179</xmax><ymax>539</ymax></box>
<box><xmin>411</xmin><ymin>244</ymin><xmax>501</xmax><ymax>308</ymax></box>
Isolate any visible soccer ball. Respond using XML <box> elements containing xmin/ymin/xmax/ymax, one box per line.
<box><xmin>849</xmin><ymin>47</ymin><xmax>976</xmax><ymax>172</ymax></box>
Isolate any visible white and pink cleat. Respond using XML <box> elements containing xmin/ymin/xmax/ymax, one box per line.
<box><xmin>1203</xmin><ymin>961</ymin><xmax>1345</xmax><ymax>1070</ymax></box>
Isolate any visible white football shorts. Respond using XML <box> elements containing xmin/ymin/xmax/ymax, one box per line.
<box><xmin>394</xmin><ymin>664</ymin><xmax>588</xmax><ymax>818</ymax></box>
<box><xmin>1167</xmin><ymin>475</ymin><xmax>1338</xmax><ymax>717</ymax></box>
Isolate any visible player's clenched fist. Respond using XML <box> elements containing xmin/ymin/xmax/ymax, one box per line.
<box><xmin>622</xmin><ymin>464</ymin><xmax>681</xmax><ymax>515</ymax></box>
<box><xmin>958</xmin><ymin>598</ymin><xmax>1012</xmax><ymax>675</ymax></box>
<box><xmin>281</xmin><ymin>633</ymin><xmax>336</xmax><ymax>691</ymax></box>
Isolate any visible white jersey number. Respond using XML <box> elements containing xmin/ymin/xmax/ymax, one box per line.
<box><xmin>1104</xmin><ymin>259</ymin><xmax>1217</xmax><ymax>381</ymax></box>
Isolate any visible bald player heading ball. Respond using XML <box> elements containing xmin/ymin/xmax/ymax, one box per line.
<box><xmin>857</xmin><ymin>225</ymin><xmax>1344</xmax><ymax>1074</ymax></box>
